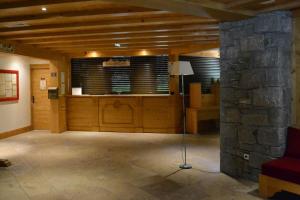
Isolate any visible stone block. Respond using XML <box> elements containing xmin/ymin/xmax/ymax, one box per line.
<box><xmin>220</xmin><ymin>71</ymin><xmax>240</xmax><ymax>88</ymax></box>
<box><xmin>268</xmin><ymin>108</ymin><xmax>289</xmax><ymax>127</ymax></box>
<box><xmin>239</xmin><ymin>143</ymin><xmax>254</xmax><ymax>152</ymax></box>
<box><xmin>220</xmin><ymin>152</ymin><xmax>238</xmax><ymax>177</ymax></box>
<box><xmin>221</xmin><ymin>137</ymin><xmax>238</xmax><ymax>154</ymax></box>
<box><xmin>269</xmin><ymin>146</ymin><xmax>285</xmax><ymax>158</ymax></box>
<box><xmin>239</xmin><ymin>69</ymin><xmax>265</xmax><ymax>89</ymax></box>
<box><xmin>240</xmin><ymin>35</ymin><xmax>265</xmax><ymax>51</ymax></box>
<box><xmin>241</xmin><ymin>113</ymin><xmax>269</xmax><ymax>126</ymax></box>
<box><xmin>238</xmin><ymin>126</ymin><xmax>258</xmax><ymax>144</ymax></box>
<box><xmin>220</xmin><ymin>31</ymin><xmax>234</xmax><ymax>47</ymax></box>
<box><xmin>278</xmin><ymin>50</ymin><xmax>292</xmax><ymax>69</ymax></box>
<box><xmin>257</xmin><ymin>127</ymin><xmax>287</xmax><ymax>146</ymax></box>
<box><xmin>265</xmin><ymin>68</ymin><xmax>285</xmax><ymax>87</ymax></box>
<box><xmin>253</xmin><ymin>48</ymin><xmax>278</xmax><ymax>68</ymax></box>
<box><xmin>253</xmin><ymin>87</ymin><xmax>283</xmax><ymax>107</ymax></box>
<box><xmin>221</xmin><ymin>107</ymin><xmax>240</xmax><ymax>123</ymax></box>
<box><xmin>220</xmin><ymin>123</ymin><xmax>238</xmax><ymax>138</ymax></box>
<box><xmin>264</xmin><ymin>33</ymin><xmax>292</xmax><ymax>51</ymax></box>
<box><xmin>221</xmin><ymin>88</ymin><xmax>238</xmax><ymax>104</ymax></box>
<box><xmin>255</xmin><ymin>11</ymin><xmax>292</xmax><ymax>33</ymax></box>
<box><xmin>224</xmin><ymin>46</ymin><xmax>239</xmax><ymax>59</ymax></box>
<box><xmin>249</xmin><ymin>152</ymin><xmax>272</xmax><ymax>169</ymax></box>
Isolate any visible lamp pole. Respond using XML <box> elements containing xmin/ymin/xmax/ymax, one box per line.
<box><xmin>179</xmin><ymin>74</ymin><xmax>192</xmax><ymax>169</ymax></box>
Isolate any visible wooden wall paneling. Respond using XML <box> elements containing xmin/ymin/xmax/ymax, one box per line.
<box><xmin>293</xmin><ymin>15</ymin><xmax>300</xmax><ymax>128</ymax></box>
<box><xmin>169</xmin><ymin>95</ymin><xmax>182</xmax><ymax>133</ymax></box>
<box><xmin>190</xmin><ymin>83</ymin><xmax>202</xmax><ymax>108</ymax></box>
<box><xmin>99</xmin><ymin>97</ymin><xmax>142</xmax><ymax>132</ymax></box>
<box><xmin>201</xmin><ymin>94</ymin><xmax>216</xmax><ymax>107</ymax></box>
<box><xmin>142</xmin><ymin>96</ymin><xmax>172</xmax><ymax>133</ymax></box>
<box><xmin>67</xmin><ymin>96</ymin><xmax>99</xmax><ymax>131</ymax></box>
<box><xmin>66</xmin><ymin>95</ymin><xmax>181</xmax><ymax>133</ymax></box>
<box><xmin>48</xmin><ymin>59</ymin><xmax>68</xmax><ymax>133</ymax></box>
<box><xmin>59</xmin><ymin>96</ymin><xmax>67</xmax><ymax>132</ymax></box>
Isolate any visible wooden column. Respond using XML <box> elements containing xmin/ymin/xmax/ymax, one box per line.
<box><xmin>169</xmin><ymin>54</ymin><xmax>180</xmax><ymax>94</ymax></box>
<box><xmin>49</xmin><ymin>57</ymin><xmax>69</xmax><ymax>133</ymax></box>
<box><xmin>293</xmin><ymin>15</ymin><xmax>300</xmax><ymax>128</ymax></box>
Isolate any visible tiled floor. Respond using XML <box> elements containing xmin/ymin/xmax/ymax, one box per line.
<box><xmin>0</xmin><ymin>131</ymin><xmax>262</xmax><ymax>200</ymax></box>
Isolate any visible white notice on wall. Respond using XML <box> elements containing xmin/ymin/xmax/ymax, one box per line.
<box><xmin>60</xmin><ymin>72</ymin><xmax>65</xmax><ymax>95</ymax></box>
<box><xmin>40</xmin><ymin>78</ymin><xmax>47</xmax><ymax>90</ymax></box>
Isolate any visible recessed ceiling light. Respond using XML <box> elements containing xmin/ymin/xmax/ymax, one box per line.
<box><xmin>114</xmin><ymin>43</ymin><xmax>121</xmax><ymax>48</ymax></box>
<box><xmin>41</xmin><ymin>7</ymin><xmax>47</xmax><ymax>12</ymax></box>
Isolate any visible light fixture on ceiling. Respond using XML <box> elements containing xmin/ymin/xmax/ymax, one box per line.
<box><xmin>41</xmin><ymin>7</ymin><xmax>47</xmax><ymax>12</ymax></box>
<box><xmin>114</xmin><ymin>43</ymin><xmax>121</xmax><ymax>48</ymax></box>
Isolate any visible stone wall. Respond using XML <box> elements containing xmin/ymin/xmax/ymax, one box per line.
<box><xmin>219</xmin><ymin>11</ymin><xmax>292</xmax><ymax>181</ymax></box>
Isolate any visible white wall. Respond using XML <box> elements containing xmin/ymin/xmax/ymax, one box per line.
<box><xmin>0</xmin><ymin>52</ymin><xmax>49</xmax><ymax>133</ymax></box>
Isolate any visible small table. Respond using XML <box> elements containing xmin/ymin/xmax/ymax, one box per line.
<box><xmin>186</xmin><ymin>106</ymin><xmax>220</xmax><ymax>134</ymax></box>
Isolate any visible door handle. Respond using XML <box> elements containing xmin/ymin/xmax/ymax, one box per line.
<box><xmin>32</xmin><ymin>96</ymin><xmax>35</xmax><ymax>104</ymax></box>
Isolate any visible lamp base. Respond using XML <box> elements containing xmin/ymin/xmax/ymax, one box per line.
<box><xmin>179</xmin><ymin>163</ymin><xmax>192</xmax><ymax>169</ymax></box>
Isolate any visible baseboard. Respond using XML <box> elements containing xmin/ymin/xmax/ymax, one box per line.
<box><xmin>0</xmin><ymin>125</ymin><xmax>32</xmax><ymax>139</ymax></box>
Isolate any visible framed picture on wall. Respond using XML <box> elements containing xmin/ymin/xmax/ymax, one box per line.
<box><xmin>0</xmin><ymin>69</ymin><xmax>19</xmax><ymax>102</ymax></box>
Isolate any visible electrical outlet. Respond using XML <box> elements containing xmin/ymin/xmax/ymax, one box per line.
<box><xmin>243</xmin><ymin>153</ymin><xmax>250</xmax><ymax>160</ymax></box>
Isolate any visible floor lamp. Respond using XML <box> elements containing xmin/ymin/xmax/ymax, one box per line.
<box><xmin>169</xmin><ymin>61</ymin><xmax>194</xmax><ymax>169</ymax></box>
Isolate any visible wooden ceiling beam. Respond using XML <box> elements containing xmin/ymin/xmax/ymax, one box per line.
<box><xmin>22</xmin><ymin>31</ymin><xmax>219</xmax><ymax>44</ymax></box>
<box><xmin>226</xmin><ymin>0</ymin><xmax>258</xmax><ymax>9</ymax></box>
<box><xmin>0</xmin><ymin>0</ymin><xmax>92</xmax><ymax>10</ymax></box>
<box><xmin>67</xmin><ymin>41</ymin><xmax>220</xmax><ymax>57</ymax></box>
<box><xmin>95</xmin><ymin>0</ymin><xmax>213</xmax><ymax>18</ymax></box>
<box><xmin>38</xmin><ymin>37</ymin><xmax>219</xmax><ymax>48</ymax></box>
<box><xmin>94</xmin><ymin>0</ymin><xmax>255</xmax><ymax>20</ymax></box>
<box><xmin>70</xmin><ymin>49</ymin><xmax>170</xmax><ymax>58</ymax></box>
<box><xmin>0</xmin><ymin>7</ymin><xmax>158</xmax><ymax>24</ymax></box>
<box><xmin>0</xmin><ymin>15</ymin><xmax>216</xmax><ymax>34</ymax></box>
<box><xmin>170</xmin><ymin>41</ymin><xmax>219</xmax><ymax>54</ymax></box>
<box><xmin>260</xmin><ymin>1</ymin><xmax>300</xmax><ymax>13</ymax></box>
<box><xmin>53</xmin><ymin>42</ymin><xmax>218</xmax><ymax>52</ymax></box>
<box><xmin>49</xmin><ymin>40</ymin><xmax>218</xmax><ymax>49</ymax></box>
<box><xmin>184</xmin><ymin>0</ymin><xmax>255</xmax><ymax>16</ymax></box>
<box><xmin>4</xmin><ymin>24</ymin><xmax>218</xmax><ymax>39</ymax></box>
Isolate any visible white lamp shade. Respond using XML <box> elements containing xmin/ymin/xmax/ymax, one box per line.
<box><xmin>169</xmin><ymin>61</ymin><xmax>194</xmax><ymax>75</ymax></box>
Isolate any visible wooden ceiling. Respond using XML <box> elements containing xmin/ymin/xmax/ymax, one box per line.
<box><xmin>0</xmin><ymin>0</ymin><xmax>299</xmax><ymax>57</ymax></box>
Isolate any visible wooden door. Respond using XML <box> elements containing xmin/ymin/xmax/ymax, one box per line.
<box><xmin>31</xmin><ymin>64</ymin><xmax>50</xmax><ymax>130</ymax></box>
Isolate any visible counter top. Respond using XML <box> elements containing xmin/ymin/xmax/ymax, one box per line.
<box><xmin>68</xmin><ymin>94</ymin><xmax>172</xmax><ymax>97</ymax></box>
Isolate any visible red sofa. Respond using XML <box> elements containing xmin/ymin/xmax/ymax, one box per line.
<box><xmin>259</xmin><ymin>127</ymin><xmax>300</xmax><ymax>198</ymax></box>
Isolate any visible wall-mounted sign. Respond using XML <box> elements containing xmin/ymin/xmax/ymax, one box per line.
<box><xmin>40</xmin><ymin>77</ymin><xmax>47</xmax><ymax>90</ymax></box>
<box><xmin>0</xmin><ymin>69</ymin><xmax>19</xmax><ymax>102</ymax></box>
<box><xmin>103</xmin><ymin>59</ymin><xmax>130</xmax><ymax>67</ymax></box>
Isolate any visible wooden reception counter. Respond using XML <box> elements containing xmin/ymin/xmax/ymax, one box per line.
<box><xmin>66</xmin><ymin>95</ymin><xmax>182</xmax><ymax>133</ymax></box>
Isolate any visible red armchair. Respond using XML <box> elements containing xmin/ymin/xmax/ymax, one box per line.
<box><xmin>259</xmin><ymin>127</ymin><xmax>300</xmax><ymax>198</ymax></box>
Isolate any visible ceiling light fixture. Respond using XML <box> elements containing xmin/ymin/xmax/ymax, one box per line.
<box><xmin>114</xmin><ymin>43</ymin><xmax>121</xmax><ymax>48</ymax></box>
<box><xmin>41</xmin><ymin>7</ymin><xmax>47</xmax><ymax>12</ymax></box>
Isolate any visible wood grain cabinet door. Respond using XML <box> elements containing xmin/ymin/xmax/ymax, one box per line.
<box><xmin>99</xmin><ymin>97</ymin><xmax>141</xmax><ymax>128</ymax></box>
<box><xmin>142</xmin><ymin>97</ymin><xmax>171</xmax><ymax>130</ymax></box>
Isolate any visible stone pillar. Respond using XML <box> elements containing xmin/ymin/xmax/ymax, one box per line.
<box><xmin>219</xmin><ymin>11</ymin><xmax>292</xmax><ymax>181</ymax></box>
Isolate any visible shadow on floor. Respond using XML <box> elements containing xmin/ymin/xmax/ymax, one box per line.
<box><xmin>270</xmin><ymin>191</ymin><xmax>300</xmax><ymax>200</ymax></box>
